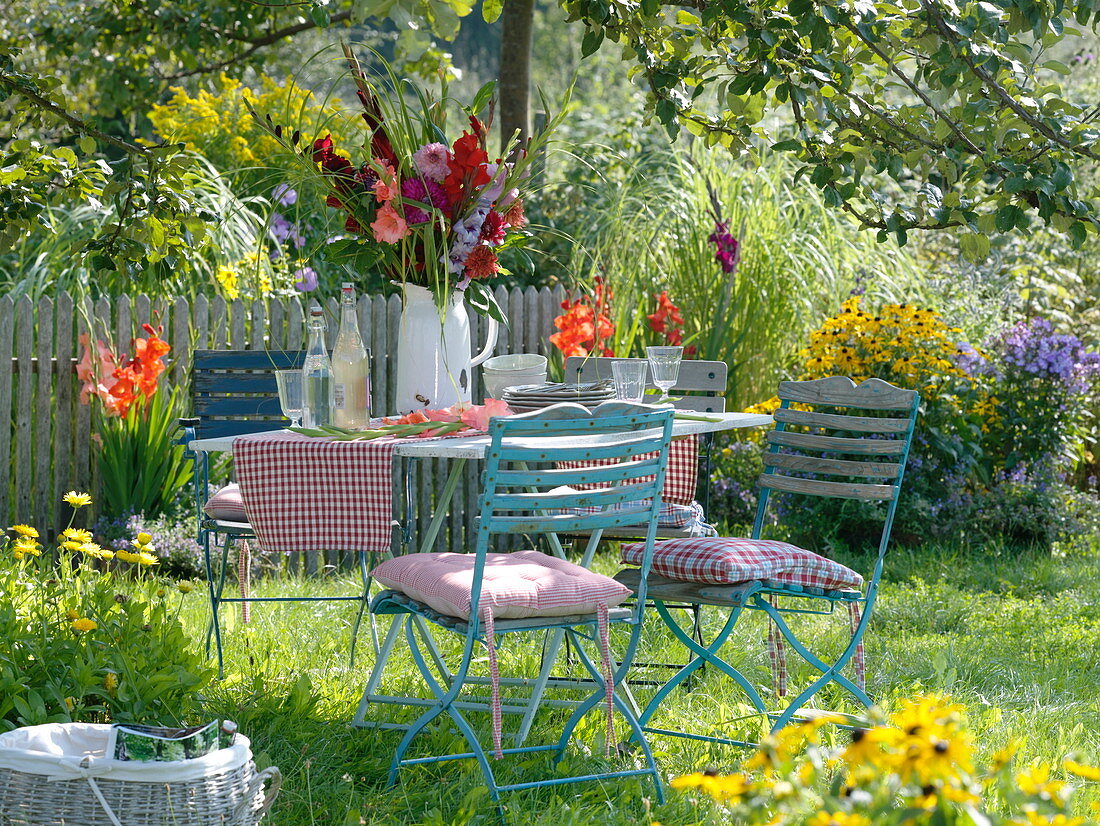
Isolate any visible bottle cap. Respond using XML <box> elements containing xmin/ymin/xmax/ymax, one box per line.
<box><xmin>342</xmin><ymin>282</ymin><xmax>353</xmax><ymax>291</ymax></box>
<box><xmin>309</xmin><ymin>306</ymin><xmax>324</xmax><ymax>317</ymax></box>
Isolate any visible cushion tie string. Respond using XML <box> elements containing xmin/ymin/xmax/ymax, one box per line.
<box><xmin>597</xmin><ymin>602</ymin><xmax>615</xmax><ymax>757</ymax></box>
<box><xmin>238</xmin><ymin>539</ymin><xmax>251</xmax><ymax>624</ymax></box>
<box><xmin>848</xmin><ymin>602</ymin><xmax>865</xmax><ymax>691</ymax></box>
<box><xmin>481</xmin><ymin>605</ymin><xmax>504</xmax><ymax>759</ymax></box>
<box><xmin>766</xmin><ymin>595</ymin><xmax>788</xmax><ymax>697</ymax></box>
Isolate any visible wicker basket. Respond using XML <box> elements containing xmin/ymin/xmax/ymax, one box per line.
<box><xmin>0</xmin><ymin>723</ymin><xmax>281</xmax><ymax>826</ymax></box>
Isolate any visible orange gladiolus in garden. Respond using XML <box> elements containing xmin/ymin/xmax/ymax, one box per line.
<box><xmin>549</xmin><ymin>275</ymin><xmax>615</xmax><ymax>358</ymax></box>
<box><xmin>77</xmin><ymin>324</ymin><xmax>171</xmax><ymax>418</ymax></box>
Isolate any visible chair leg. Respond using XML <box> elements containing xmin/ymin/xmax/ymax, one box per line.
<box><xmin>388</xmin><ymin>619</ymin><xmax>501</xmax><ymax>803</ymax></box>
<box><xmin>552</xmin><ymin>626</ymin><xmax>664</xmax><ymax>804</ymax></box>
<box><xmin>203</xmin><ymin>532</ymin><xmax>233</xmax><ymax>680</ymax></box>
<box><xmin>348</xmin><ymin>552</ymin><xmax>372</xmax><ymax>669</ymax></box>
<box><xmin>757</xmin><ymin>599</ymin><xmax>873</xmax><ymax>731</ymax></box>
<box><xmin>353</xmin><ymin>615</ymin><xmax>404</xmax><ymax>726</ymax></box>
<box><xmin>635</xmin><ymin>601</ymin><xmax>767</xmax><ymax>746</ymax></box>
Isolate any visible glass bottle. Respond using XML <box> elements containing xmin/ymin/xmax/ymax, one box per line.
<box><xmin>302</xmin><ymin>306</ymin><xmax>334</xmax><ymax>428</ymax></box>
<box><xmin>332</xmin><ymin>283</ymin><xmax>372</xmax><ymax>428</ymax></box>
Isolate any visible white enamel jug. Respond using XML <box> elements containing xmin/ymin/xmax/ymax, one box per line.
<box><xmin>394</xmin><ymin>284</ymin><xmax>499</xmax><ymax>413</ymax></box>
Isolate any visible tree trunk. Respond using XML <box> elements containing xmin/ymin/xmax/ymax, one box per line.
<box><xmin>498</xmin><ymin>0</ymin><xmax>535</xmax><ymax>151</ymax></box>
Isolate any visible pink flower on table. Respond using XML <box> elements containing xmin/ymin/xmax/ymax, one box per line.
<box><xmin>371</xmin><ymin>203</ymin><xmax>410</xmax><ymax>244</ymax></box>
<box><xmin>461</xmin><ymin>398</ymin><xmax>513</xmax><ymax>431</ymax></box>
<box><xmin>412</xmin><ymin>142</ymin><xmax>453</xmax><ymax>183</ymax></box>
<box><xmin>424</xmin><ymin>405</ymin><xmax>464</xmax><ymax>423</ymax></box>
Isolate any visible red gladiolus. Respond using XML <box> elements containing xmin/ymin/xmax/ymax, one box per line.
<box><xmin>648</xmin><ymin>291</ymin><xmax>687</xmax><ymax>349</ymax></box>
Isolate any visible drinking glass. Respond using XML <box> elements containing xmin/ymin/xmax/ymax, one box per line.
<box><xmin>275</xmin><ymin>369</ymin><xmax>304</xmax><ymax>427</ymax></box>
<box><xmin>646</xmin><ymin>346</ymin><xmax>683</xmax><ymax>404</ymax></box>
<box><xmin>611</xmin><ymin>360</ymin><xmax>648</xmax><ymax>404</ymax></box>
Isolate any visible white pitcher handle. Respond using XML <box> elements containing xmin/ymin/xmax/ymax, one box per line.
<box><xmin>470</xmin><ymin>315</ymin><xmax>499</xmax><ymax>367</ymax></box>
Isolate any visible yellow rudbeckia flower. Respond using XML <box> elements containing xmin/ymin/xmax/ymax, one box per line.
<box><xmin>63</xmin><ymin>491</ymin><xmax>92</xmax><ymax>508</ymax></box>
<box><xmin>10</xmin><ymin>524</ymin><xmax>38</xmax><ymax>538</ymax></box>
<box><xmin>71</xmin><ymin>618</ymin><xmax>97</xmax><ymax>632</ymax></box>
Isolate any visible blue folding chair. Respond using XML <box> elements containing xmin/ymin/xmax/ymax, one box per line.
<box><xmin>616</xmin><ymin>376</ymin><xmax>920</xmax><ymax>744</ymax></box>
<box><xmin>178</xmin><ymin>349</ymin><xmax>373</xmax><ymax>678</ymax></box>
<box><xmin>364</xmin><ymin>402</ymin><xmax>675</xmax><ymax>812</ymax></box>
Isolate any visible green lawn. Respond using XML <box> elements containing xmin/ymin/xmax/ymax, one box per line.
<box><xmin>182</xmin><ymin>541</ymin><xmax>1100</xmax><ymax>825</ymax></box>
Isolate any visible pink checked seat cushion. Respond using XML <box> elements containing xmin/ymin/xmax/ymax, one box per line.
<box><xmin>370</xmin><ymin>550</ymin><xmax>632</xmax><ymax>620</ymax></box>
<box><xmin>203</xmin><ymin>483</ymin><xmax>249</xmax><ymax>523</ymax></box>
<box><xmin>620</xmin><ymin>537</ymin><xmax>863</xmax><ymax>593</ymax></box>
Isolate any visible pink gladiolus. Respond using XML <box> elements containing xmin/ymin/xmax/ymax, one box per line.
<box><xmin>461</xmin><ymin>398</ymin><xmax>513</xmax><ymax>431</ymax></box>
<box><xmin>372</xmin><ymin>160</ymin><xmax>399</xmax><ymax>203</ymax></box>
<box><xmin>424</xmin><ymin>405</ymin><xmax>464</xmax><ymax>423</ymax></box>
<box><xmin>371</xmin><ymin>203</ymin><xmax>410</xmax><ymax>244</ymax></box>
<box><xmin>76</xmin><ymin>333</ymin><xmax>118</xmax><ymax>407</ymax></box>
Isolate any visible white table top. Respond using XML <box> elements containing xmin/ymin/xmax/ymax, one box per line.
<box><xmin>189</xmin><ymin>411</ymin><xmax>773</xmax><ymax>459</ymax></box>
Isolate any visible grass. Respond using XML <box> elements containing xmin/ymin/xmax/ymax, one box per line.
<box><xmin>179</xmin><ymin>541</ymin><xmax>1100</xmax><ymax>824</ymax></box>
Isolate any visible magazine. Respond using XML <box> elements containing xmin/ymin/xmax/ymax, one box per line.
<box><xmin>107</xmin><ymin>721</ymin><xmax>224</xmax><ymax>762</ymax></box>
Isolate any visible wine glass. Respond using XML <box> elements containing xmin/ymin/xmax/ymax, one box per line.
<box><xmin>646</xmin><ymin>346</ymin><xmax>683</xmax><ymax>404</ymax></box>
<box><xmin>276</xmin><ymin>369</ymin><xmax>304</xmax><ymax>428</ymax></box>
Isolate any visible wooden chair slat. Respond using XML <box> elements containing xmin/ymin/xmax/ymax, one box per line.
<box><xmin>773</xmin><ymin>408</ymin><xmax>911</xmax><ymax>434</ymax></box>
<box><xmin>193</xmin><ymin>372</ymin><xmax>283</xmax><ymax>392</ymax></box>
<box><xmin>488</xmin><ymin>479</ymin><xmax>657</xmax><ymax>511</ymax></box>
<box><xmin>759</xmin><ymin>473</ymin><xmax>895</xmax><ymax>501</ymax></box>
<box><xmin>195</xmin><ymin>419</ymin><xmax>290</xmax><ymax>440</ymax></box>
<box><xmin>766</xmin><ymin>429</ymin><xmax>907</xmax><ymax>456</ymax></box>
<box><xmin>778</xmin><ymin>376</ymin><xmax>918</xmax><ymax>410</ymax></box>
<box><xmin>193</xmin><ymin>397</ymin><xmax>287</xmax><ymax>419</ymax></box>
<box><xmin>193</xmin><ymin>350</ymin><xmax>304</xmax><ymax>370</ymax></box>
<box><xmin>762</xmin><ymin>452</ymin><xmax>901</xmax><ymax>480</ymax></box>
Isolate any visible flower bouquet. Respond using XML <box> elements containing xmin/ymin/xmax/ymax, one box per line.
<box><xmin>251</xmin><ymin>44</ymin><xmax>564</xmax><ymax>320</ymax></box>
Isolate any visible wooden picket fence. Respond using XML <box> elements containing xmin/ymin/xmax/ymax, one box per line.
<box><xmin>1</xmin><ymin>287</ymin><xmax>567</xmax><ymax>548</ymax></box>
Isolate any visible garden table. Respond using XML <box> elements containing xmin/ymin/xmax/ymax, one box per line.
<box><xmin>188</xmin><ymin>409</ymin><xmax>772</xmax><ymax>741</ymax></box>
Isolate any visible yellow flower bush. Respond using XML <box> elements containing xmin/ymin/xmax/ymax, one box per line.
<box><xmin>669</xmin><ymin>694</ymin><xmax>1097</xmax><ymax>825</ymax></box>
<box><xmin>148</xmin><ymin>74</ymin><xmax>355</xmax><ymax>179</ymax></box>
<box><xmin>0</xmin><ymin>493</ymin><xmax>212</xmax><ymax>728</ymax></box>
<box><xmin>719</xmin><ymin>296</ymin><xmax>992</xmax><ymax>547</ymax></box>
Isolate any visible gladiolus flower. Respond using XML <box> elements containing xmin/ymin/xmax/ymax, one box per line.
<box><xmin>370</xmin><ymin>203</ymin><xmax>410</xmax><ymax>244</ymax></box>
<box><xmin>372</xmin><ymin>161</ymin><xmax>399</xmax><ymax>203</ymax></box>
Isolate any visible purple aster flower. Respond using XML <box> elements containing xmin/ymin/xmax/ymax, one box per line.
<box><xmin>293</xmin><ymin>266</ymin><xmax>318</xmax><ymax>292</ymax></box>
<box><xmin>412</xmin><ymin>142</ymin><xmax>452</xmax><ymax>183</ymax></box>
<box><xmin>272</xmin><ymin>184</ymin><xmax>298</xmax><ymax>207</ymax></box>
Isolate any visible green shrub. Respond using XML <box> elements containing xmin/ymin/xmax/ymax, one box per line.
<box><xmin>0</xmin><ymin>497</ymin><xmax>213</xmax><ymax>730</ymax></box>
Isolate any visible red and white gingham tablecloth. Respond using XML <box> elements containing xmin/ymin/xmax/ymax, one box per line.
<box><xmin>234</xmin><ymin>430</ymin><xmax>404</xmax><ymax>555</ymax></box>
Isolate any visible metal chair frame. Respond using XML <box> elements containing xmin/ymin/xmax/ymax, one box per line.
<box><xmin>178</xmin><ymin>349</ymin><xmax>373</xmax><ymax>679</ymax></box>
<box><xmin>363</xmin><ymin>403</ymin><xmax>675</xmax><ymax>813</ymax></box>
<box><xmin>626</xmin><ymin>376</ymin><xmax>920</xmax><ymax>745</ymax></box>
<box><xmin>564</xmin><ymin>356</ymin><xmax>728</xmax><ymax>680</ymax></box>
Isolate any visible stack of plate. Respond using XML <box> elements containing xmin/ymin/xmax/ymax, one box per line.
<box><xmin>502</xmin><ymin>381</ymin><xmax>615</xmax><ymax>412</ymax></box>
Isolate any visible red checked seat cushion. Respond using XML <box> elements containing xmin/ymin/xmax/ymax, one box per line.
<box><xmin>203</xmin><ymin>483</ymin><xmax>249</xmax><ymax>522</ymax></box>
<box><xmin>620</xmin><ymin>537</ymin><xmax>863</xmax><ymax>591</ymax></box>
<box><xmin>370</xmin><ymin>550</ymin><xmax>632</xmax><ymax>620</ymax></box>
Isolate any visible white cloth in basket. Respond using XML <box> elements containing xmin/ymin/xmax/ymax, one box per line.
<box><xmin>0</xmin><ymin>723</ymin><xmax>252</xmax><ymax>783</ymax></box>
